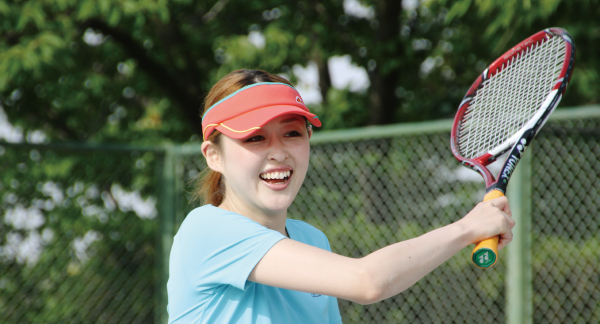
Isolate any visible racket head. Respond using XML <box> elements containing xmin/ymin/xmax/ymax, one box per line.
<box><xmin>450</xmin><ymin>28</ymin><xmax>576</xmax><ymax>190</ymax></box>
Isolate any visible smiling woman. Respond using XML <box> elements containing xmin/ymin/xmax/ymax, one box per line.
<box><xmin>191</xmin><ymin>70</ymin><xmax>318</xmax><ymax>207</ymax></box>
<box><xmin>204</xmin><ymin>113</ymin><xmax>312</xmax><ymax>218</ymax></box>
<box><xmin>168</xmin><ymin>70</ymin><xmax>337</xmax><ymax>324</ymax></box>
<box><xmin>167</xmin><ymin>69</ymin><xmax>516</xmax><ymax>324</ymax></box>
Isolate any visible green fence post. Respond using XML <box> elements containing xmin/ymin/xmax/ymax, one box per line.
<box><xmin>506</xmin><ymin>148</ymin><xmax>533</xmax><ymax>324</ymax></box>
<box><xmin>156</xmin><ymin>146</ymin><xmax>176</xmax><ymax>324</ymax></box>
<box><xmin>173</xmin><ymin>147</ymin><xmax>186</xmax><ymax>229</ymax></box>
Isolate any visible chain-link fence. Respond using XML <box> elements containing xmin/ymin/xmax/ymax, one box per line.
<box><xmin>0</xmin><ymin>144</ymin><xmax>162</xmax><ymax>323</ymax></box>
<box><xmin>531</xmin><ymin>116</ymin><xmax>600</xmax><ymax>323</ymax></box>
<box><xmin>2</xmin><ymin>107</ymin><xmax>599</xmax><ymax>323</ymax></box>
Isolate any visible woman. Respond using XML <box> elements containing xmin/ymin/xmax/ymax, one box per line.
<box><xmin>167</xmin><ymin>69</ymin><xmax>514</xmax><ymax>323</ymax></box>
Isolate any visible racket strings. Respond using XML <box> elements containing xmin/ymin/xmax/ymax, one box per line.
<box><xmin>458</xmin><ymin>35</ymin><xmax>566</xmax><ymax>159</ymax></box>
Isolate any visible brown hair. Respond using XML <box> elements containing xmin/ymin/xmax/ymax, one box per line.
<box><xmin>192</xmin><ymin>69</ymin><xmax>294</xmax><ymax>206</ymax></box>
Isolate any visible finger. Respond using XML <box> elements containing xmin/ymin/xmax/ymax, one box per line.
<box><xmin>497</xmin><ymin>230</ymin><xmax>513</xmax><ymax>251</ymax></box>
<box><xmin>498</xmin><ymin>210</ymin><xmax>515</xmax><ymax>228</ymax></box>
<box><xmin>497</xmin><ymin>211</ymin><xmax>515</xmax><ymax>250</ymax></box>
<box><xmin>506</xmin><ymin>213</ymin><xmax>516</xmax><ymax>228</ymax></box>
<box><xmin>489</xmin><ymin>196</ymin><xmax>512</xmax><ymax>216</ymax></box>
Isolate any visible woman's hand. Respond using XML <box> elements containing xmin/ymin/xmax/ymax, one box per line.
<box><xmin>455</xmin><ymin>196</ymin><xmax>515</xmax><ymax>250</ymax></box>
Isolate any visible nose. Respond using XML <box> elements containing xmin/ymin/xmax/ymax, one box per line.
<box><xmin>267</xmin><ymin>137</ymin><xmax>289</xmax><ymax>162</ymax></box>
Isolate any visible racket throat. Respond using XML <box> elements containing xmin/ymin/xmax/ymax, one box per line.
<box><xmin>461</xmin><ymin>160</ymin><xmax>496</xmax><ymax>187</ymax></box>
<box><xmin>493</xmin><ymin>128</ymin><xmax>536</xmax><ymax>193</ymax></box>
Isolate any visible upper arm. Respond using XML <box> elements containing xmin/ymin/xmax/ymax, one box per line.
<box><xmin>178</xmin><ymin>209</ymin><xmax>286</xmax><ymax>291</ymax></box>
<box><xmin>247</xmin><ymin>238</ymin><xmax>379</xmax><ymax>304</ymax></box>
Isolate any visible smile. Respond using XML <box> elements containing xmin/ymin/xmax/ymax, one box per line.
<box><xmin>260</xmin><ymin>170</ymin><xmax>292</xmax><ymax>184</ymax></box>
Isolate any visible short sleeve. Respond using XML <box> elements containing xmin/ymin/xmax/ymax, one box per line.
<box><xmin>328</xmin><ymin>295</ymin><xmax>343</xmax><ymax>324</ymax></box>
<box><xmin>177</xmin><ymin>206</ymin><xmax>286</xmax><ymax>291</ymax></box>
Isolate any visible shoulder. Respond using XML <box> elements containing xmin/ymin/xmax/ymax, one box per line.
<box><xmin>286</xmin><ymin>218</ymin><xmax>325</xmax><ymax>235</ymax></box>
<box><xmin>181</xmin><ymin>205</ymin><xmax>246</xmax><ymax>228</ymax></box>
<box><xmin>286</xmin><ymin>219</ymin><xmax>330</xmax><ymax>250</ymax></box>
<box><xmin>178</xmin><ymin>205</ymin><xmax>265</xmax><ymax>240</ymax></box>
<box><xmin>175</xmin><ymin>205</ymin><xmax>287</xmax><ymax>259</ymax></box>
<box><xmin>185</xmin><ymin>204</ymin><xmax>232</xmax><ymax>221</ymax></box>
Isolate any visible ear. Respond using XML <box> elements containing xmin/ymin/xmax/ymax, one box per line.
<box><xmin>202</xmin><ymin>141</ymin><xmax>223</xmax><ymax>173</ymax></box>
<box><xmin>308</xmin><ymin>125</ymin><xmax>313</xmax><ymax>139</ymax></box>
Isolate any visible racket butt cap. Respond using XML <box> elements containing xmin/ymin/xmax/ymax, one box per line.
<box><xmin>472</xmin><ymin>248</ymin><xmax>497</xmax><ymax>268</ymax></box>
<box><xmin>471</xmin><ymin>237</ymin><xmax>499</xmax><ymax>268</ymax></box>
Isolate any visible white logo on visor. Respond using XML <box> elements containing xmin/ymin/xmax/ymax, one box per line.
<box><xmin>296</xmin><ymin>96</ymin><xmax>303</xmax><ymax>105</ymax></box>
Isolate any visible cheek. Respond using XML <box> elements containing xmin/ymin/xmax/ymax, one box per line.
<box><xmin>225</xmin><ymin>149</ymin><xmax>261</xmax><ymax>178</ymax></box>
<box><xmin>294</xmin><ymin>144</ymin><xmax>311</xmax><ymax>170</ymax></box>
<box><xmin>221</xmin><ymin>145</ymin><xmax>250</xmax><ymax>177</ymax></box>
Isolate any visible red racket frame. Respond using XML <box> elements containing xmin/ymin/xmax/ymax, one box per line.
<box><xmin>450</xmin><ymin>28</ymin><xmax>575</xmax><ymax>268</ymax></box>
<box><xmin>450</xmin><ymin>28</ymin><xmax>575</xmax><ymax>195</ymax></box>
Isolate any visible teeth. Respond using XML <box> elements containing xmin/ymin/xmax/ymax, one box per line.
<box><xmin>260</xmin><ymin>170</ymin><xmax>291</xmax><ymax>180</ymax></box>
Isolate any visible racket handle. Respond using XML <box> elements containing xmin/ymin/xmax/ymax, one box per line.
<box><xmin>471</xmin><ymin>190</ymin><xmax>505</xmax><ymax>268</ymax></box>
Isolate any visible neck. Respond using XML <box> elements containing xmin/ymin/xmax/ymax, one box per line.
<box><xmin>218</xmin><ymin>199</ymin><xmax>288</xmax><ymax>237</ymax></box>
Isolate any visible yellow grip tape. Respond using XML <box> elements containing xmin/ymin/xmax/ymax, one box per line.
<box><xmin>472</xmin><ymin>190</ymin><xmax>505</xmax><ymax>268</ymax></box>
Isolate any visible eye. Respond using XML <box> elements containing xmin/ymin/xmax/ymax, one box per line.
<box><xmin>285</xmin><ymin>130</ymin><xmax>302</xmax><ymax>137</ymax></box>
<box><xmin>245</xmin><ymin>135</ymin><xmax>265</xmax><ymax>142</ymax></box>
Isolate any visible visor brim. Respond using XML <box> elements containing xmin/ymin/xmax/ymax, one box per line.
<box><xmin>213</xmin><ymin>105</ymin><xmax>321</xmax><ymax>140</ymax></box>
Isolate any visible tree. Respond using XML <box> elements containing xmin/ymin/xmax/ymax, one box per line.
<box><xmin>1</xmin><ymin>0</ymin><xmax>598</xmax><ymax>146</ymax></box>
<box><xmin>440</xmin><ymin>0</ymin><xmax>600</xmax><ymax>108</ymax></box>
<box><xmin>1</xmin><ymin>0</ymin><xmax>302</xmax><ymax>143</ymax></box>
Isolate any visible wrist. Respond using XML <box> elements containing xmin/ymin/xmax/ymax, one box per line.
<box><xmin>448</xmin><ymin>221</ymin><xmax>473</xmax><ymax>248</ymax></box>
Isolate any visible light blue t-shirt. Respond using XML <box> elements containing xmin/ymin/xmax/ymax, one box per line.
<box><xmin>167</xmin><ymin>205</ymin><xmax>343</xmax><ymax>324</ymax></box>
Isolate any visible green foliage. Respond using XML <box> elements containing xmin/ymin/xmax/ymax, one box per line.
<box><xmin>317</xmin><ymin>89</ymin><xmax>370</xmax><ymax>130</ymax></box>
<box><xmin>440</xmin><ymin>0</ymin><xmax>600</xmax><ymax>108</ymax></box>
<box><xmin>1</xmin><ymin>0</ymin><xmax>598</xmax><ymax>144</ymax></box>
<box><xmin>0</xmin><ymin>144</ymin><xmax>159</xmax><ymax>323</ymax></box>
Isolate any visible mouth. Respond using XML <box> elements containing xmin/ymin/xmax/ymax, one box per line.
<box><xmin>259</xmin><ymin>170</ymin><xmax>292</xmax><ymax>185</ymax></box>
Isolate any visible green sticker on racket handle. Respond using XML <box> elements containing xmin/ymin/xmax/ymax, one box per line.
<box><xmin>472</xmin><ymin>248</ymin><xmax>497</xmax><ymax>268</ymax></box>
<box><xmin>471</xmin><ymin>235</ymin><xmax>499</xmax><ymax>268</ymax></box>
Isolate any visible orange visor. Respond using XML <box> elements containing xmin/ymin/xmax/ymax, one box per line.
<box><xmin>201</xmin><ymin>82</ymin><xmax>321</xmax><ymax>140</ymax></box>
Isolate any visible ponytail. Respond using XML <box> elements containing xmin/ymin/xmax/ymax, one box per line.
<box><xmin>192</xmin><ymin>168</ymin><xmax>224</xmax><ymax>206</ymax></box>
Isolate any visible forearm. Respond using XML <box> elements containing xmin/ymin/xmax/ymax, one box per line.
<box><xmin>359</xmin><ymin>222</ymin><xmax>471</xmax><ymax>303</ymax></box>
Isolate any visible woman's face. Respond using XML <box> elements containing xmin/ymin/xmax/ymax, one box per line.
<box><xmin>210</xmin><ymin>114</ymin><xmax>311</xmax><ymax>216</ymax></box>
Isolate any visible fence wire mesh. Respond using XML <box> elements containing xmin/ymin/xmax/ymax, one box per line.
<box><xmin>177</xmin><ymin>112</ymin><xmax>599</xmax><ymax>324</ymax></box>
<box><xmin>298</xmin><ymin>135</ymin><xmax>505</xmax><ymax>323</ymax></box>
<box><xmin>0</xmin><ymin>145</ymin><xmax>160</xmax><ymax>324</ymax></box>
<box><xmin>1</xmin><ymin>109</ymin><xmax>598</xmax><ymax>323</ymax></box>
<box><xmin>531</xmin><ymin>117</ymin><xmax>600</xmax><ymax>323</ymax></box>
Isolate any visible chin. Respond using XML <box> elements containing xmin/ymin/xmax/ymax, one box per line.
<box><xmin>264</xmin><ymin>201</ymin><xmax>293</xmax><ymax>212</ymax></box>
<box><xmin>262</xmin><ymin>196</ymin><xmax>295</xmax><ymax>212</ymax></box>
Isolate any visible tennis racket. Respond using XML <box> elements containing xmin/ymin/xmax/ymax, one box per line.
<box><xmin>450</xmin><ymin>28</ymin><xmax>575</xmax><ymax>268</ymax></box>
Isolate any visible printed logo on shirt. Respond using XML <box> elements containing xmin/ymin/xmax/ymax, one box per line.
<box><xmin>311</xmin><ymin>293</ymin><xmax>322</xmax><ymax>297</ymax></box>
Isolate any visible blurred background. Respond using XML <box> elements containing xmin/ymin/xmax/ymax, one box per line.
<box><xmin>1</xmin><ymin>0</ymin><xmax>599</xmax><ymax>323</ymax></box>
